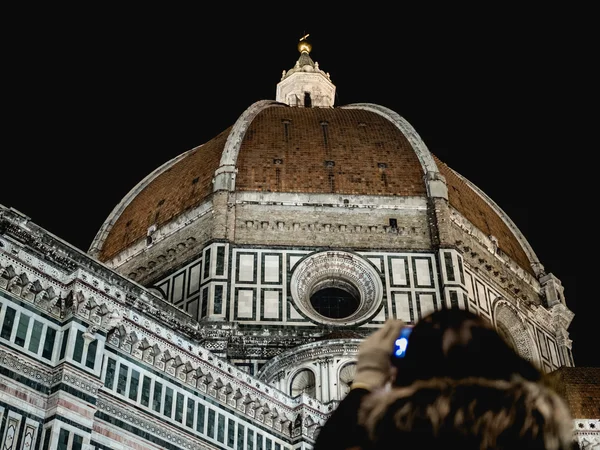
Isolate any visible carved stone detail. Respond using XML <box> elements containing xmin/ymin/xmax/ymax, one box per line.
<box><xmin>494</xmin><ymin>300</ymin><xmax>541</xmax><ymax>367</ymax></box>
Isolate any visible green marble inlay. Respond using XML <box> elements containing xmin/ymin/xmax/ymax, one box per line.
<box><xmin>104</xmin><ymin>358</ymin><xmax>116</xmax><ymax>389</ymax></box>
<box><xmin>204</xmin><ymin>248</ymin><xmax>212</xmax><ymax>280</ymax></box>
<box><xmin>0</xmin><ymin>306</ymin><xmax>16</xmax><ymax>340</ymax></box>
<box><xmin>58</xmin><ymin>328</ymin><xmax>69</xmax><ymax>360</ymax></box>
<box><xmin>116</xmin><ymin>363</ymin><xmax>128</xmax><ymax>395</ymax></box>
<box><xmin>450</xmin><ymin>290</ymin><xmax>459</xmax><ymax>308</ymax></box>
<box><xmin>216</xmin><ymin>246</ymin><xmax>226</xmax><ymax>276</ymax></box>
<box><xmin>228</xmin><ymin>417</ymin><xmax>235</xmax><ymax>447</ymax></box>
<box><xmin>28</xmin><ymin>319</ymin><xmax>43</xmax><ymax>353</ymax></box>
<box><xmin>85</xmin><ymin>339</ymin><xmax>97</xmax><ymax>369</ymax></box>
<box><xmin>257</xmin><ymin>432</ymin><xmax>263</xmax><ymax>450</ymax></box>
<box><xmin>444</xmin><ymin>251</ymin><xmax>455</xmax><ymax>282</ymax></box>
<box><xmin>164</xmin><ymin>386</ymin><xmax>174</xmax><ymax>418</ymax></box>
<box><xmin>41</xmin><ymin>428</ymin><xmax>51</xmax><ymax>450</ymax></box>
<box><xmin>152</xmin><ymin>381</ymin><xmax>163</xmax><ymax>412</ymax></box>
<box><xmin>72</xmin><ymin>329</ymin><xmax>85</xmax><ymax>363</ymax></box>
<box><xmin>196</xmin><ymin>402</ymin><xmax>205</xmax><ymax>434</ymax></box>
<box><xmin>201</xmin><ymin>288</ymin><xmax>208</xmax><ymax>318</ymax></box>
<box><xmin>214</xmin><ymin>285</ymin><xmax>223</xmax><ymax>314</ymax></box>
<box><xmin>42</xmin><ymin>327</ymin><xmax>56</xmax><ymax>360</ymax></box>
<box><xmin>207</xmin><ymin>408</ymin><xmax>215</xmax><ymax>438</ymax></box>
<box><xmin>237</xmin><ymin>423</ymin><xmax>245</xmax><ymax>450</ymax></box>
<box><xmin>247</xmin><ymin>429</ymin><xmax>254</xmax><ymax>450</ymax></box>
<box><xmin>217</xmin><ymin>413</ymin><xmax>225</xmax><ymax>443</ymax></box>
<box><xmin>72</xmin><ymin>433</ymin><xmax>83</xmax><ymax>450</ymax></box>
<box><xmin>186</xmin><ymin>397</ymin><xmax>195</xmax><ymax>428</ymax></box>
<box><xmin>128</xmin><ymin>369</ymin><xmax>140</xmax><ymax>401</ymax></box>
<box><xmin>140</xmin><ymin>375</ymin><xmax>151</xmax><ymax>407</ymax></box>
<box><xmin>175</xmin><ymin>392</ymin><xmax>184</xmax><ymax>423</ymax></box>
<box><xmin>57</xmin><ymin>428</ymin><xmax>69</xmax><ymax>450</ymax></box>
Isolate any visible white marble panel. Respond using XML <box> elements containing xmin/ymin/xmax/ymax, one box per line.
<box><xmin>537</xmin><ymin>329</ymin><xmax>549</xmax><ymax>360</ymax></box>
<box><xmin>368</xmin><ymin>257</ymin><xmax>383</xmax><ymax>272</ymax></box>
<box><xmin>419</xmin><ymin>294</ymin><xmax>435</xmax><ymax>318</ymax></box>
<box><xmin>289</xmin><ymin>303</ymin><xmax>303</xmax><ymax>319</ymax></box>
<box><xmin>391</xmin><ymin>258</ymin><xmax>407</xmax><ymax>285</ymax></box>
<box><xmin>173</xmin><ymin>273</ymin><xmax>184</xmax><ymax>303</ymax></box>
<box><xmin>415</xmin><ymin>259</ymin><xmax>431</xmax><ymax>286</ymax></box>
<box><xmin>465</xmin><ymin>272</ymin><xmax>476</xmax><ymax>304</ymax></box>
<box><xmin>156</xmin><ymin>280</ymin><xmax>170</xmax><ymax>299</ymax></box>
<box><xmin>2</xmin><ymin>411</ymin><xmax>22</xmax><ymax>450</ymax></box>
<box><xmin>189</xmin><ymin>263</ymin><xmax>201</xmax><ymax>294</ymax></box>
<box><xmin>549</xmin><ymin>339</ymin><xmax>558</xmax><ymax>366</ymax></box>
<box><xmin>237</xmin><ymin>290</ymin><xmax>254</xmax><ymax>318</ymax></box>
<box><xmin>373</xmin><ymin>307</ymin><xmax>386</xmax><ymax>322</ymax></box>
<box><xmin>21</xmin><ymin>418</ymin><xmax>39</xmax><ymax>450</ymax></box>
<box><xmin>289</xmin><ymin>255</ymin><xmax>303</xmax><ymax>270</ymax></box>
<box><xmin>239</xmin><ymin>254</ymin><xmax>255</xmax><ymax>282</ymax></box>
<box><xmin>476</xmin><ymin>281</ymin><xmax>488</xmax><ymax>312</ymax></box>
<box><xmin>263</xmin><ymin>291</ymin><xmax>280</xmax><ymax>319</ymax></box>
<box><xmin>264</xmin><ymin>255</ymin><xmax>280</xmax><ymax>283</ymax></box>
<box><xmin>393</xmin><ymin>292</ymin><xmax>411</xmax><ymax>322</ymax></box>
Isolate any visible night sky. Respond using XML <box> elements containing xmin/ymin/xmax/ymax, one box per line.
<box><xmin>3</xmin><ymin>9</ymin><xmax>593</xmax><ymax>366</ymax></box>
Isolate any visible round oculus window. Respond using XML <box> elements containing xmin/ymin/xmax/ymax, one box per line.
<box><xmin>310</xmin><ymin>287</ymin><xmax>360</xmax><ymax>319</ymax></box>
<box><xmin>290</xmin><ymin>251</ymin><xmax>383</xmax><ymax>326</ymax></box>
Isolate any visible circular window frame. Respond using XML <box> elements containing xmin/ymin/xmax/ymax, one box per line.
<box><xmin>290</xmin><ymin>251</ymin><xmax>383</xmax><ymax>326</ymax></box>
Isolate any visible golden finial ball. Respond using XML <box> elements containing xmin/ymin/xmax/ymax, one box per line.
<box><xmin>298</xmin><ymin>40</ymin><xmax>312</xmax><ymax>54</ymax></box>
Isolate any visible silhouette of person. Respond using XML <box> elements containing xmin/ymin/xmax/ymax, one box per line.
<box><xmin>314</xmin><ymin>307</ymin><xmax>574</xmax><ymax>450</ymax></box>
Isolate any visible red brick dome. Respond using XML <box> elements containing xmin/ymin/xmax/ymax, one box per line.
<box><xmin>89</xmin><ymin>100</ymin><xmax>534</xmax><ymax>277</ymax></box>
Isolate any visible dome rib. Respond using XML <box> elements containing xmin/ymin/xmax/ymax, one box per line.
<box><xmin>88</xmin><ymin>147</ymin><xmax>198</xmax><ymax>258</ymax></box>
<box><xmin>213</xmin><ymin>100</ymin><xmax>284</xmax><ymax>192</ymax></box>
<box><xmin>234</xmin><ymin>106</ymin><xmax>427</xmax><ymax>196</ymax></box>
<box><xmin>435</xmin><ymin>155</ymin><xmax>540</xmax><ymax>277</ymax></box>
<box><xmin>94</xmin><ymin>127</ymin><xmax>232</xmax><ymax>262</ymax></box>
<box><xmin>342</xmin><ymin>103</ymin><xmax>448</xmax><ymax>200</ymax></box>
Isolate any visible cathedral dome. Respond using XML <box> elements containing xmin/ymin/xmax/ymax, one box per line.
<box><xmin>89</xmin><ymin>38</ymin><xmax>540</xmax><ymax>284</ymax></box>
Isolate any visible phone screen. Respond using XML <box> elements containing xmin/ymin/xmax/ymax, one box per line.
<box><xmin>392</xmin><ymin>327</ymin><xmax>412</xmax><ymax>359</ymax></box>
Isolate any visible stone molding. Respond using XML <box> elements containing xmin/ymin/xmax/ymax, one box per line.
<box><xmin>214</xmin><ymin>100</ymin><xmax>283</xmax><ymax>191</ymax></box>
<box><xmin>450</xmin><ymin>208</ymin><xmax>540</xmax><ymax>290</ymax></box>
<box><xmin>448</xmin><ymin>168</ymin><xmax>544</xmax><ymax>278</ymax></box>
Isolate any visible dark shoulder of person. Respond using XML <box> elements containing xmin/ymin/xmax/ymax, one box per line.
<box><xmin>313</xmin><ymin>388</ymin><xmax>370</xmax><ymax>450</ymax></box>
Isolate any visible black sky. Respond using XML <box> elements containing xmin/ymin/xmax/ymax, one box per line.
<box><xmin>2</xmin><ymin>8</ymin><xmax>593</xmax><ymax>366</ymax></box>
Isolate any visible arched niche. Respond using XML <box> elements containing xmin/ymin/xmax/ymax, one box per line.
<box><xmin>290</xmin><ymin>368</ymin><xmax>316</xmax><ymax>397</ymax></box>
<box><xmin>493</xmin><ymin>299</ymin><xmax>542</xmax><ymax>368</ymax></box>
<box><xmin>337</xmin><ymin>362</ymin><xmax>356</xmax><ymax>398</ymax></box>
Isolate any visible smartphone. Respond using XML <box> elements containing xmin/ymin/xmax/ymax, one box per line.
<box><xmin>392</xmin><ymin>326</ymin><xmax>412</xmax><ymax>359</ymax></box>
